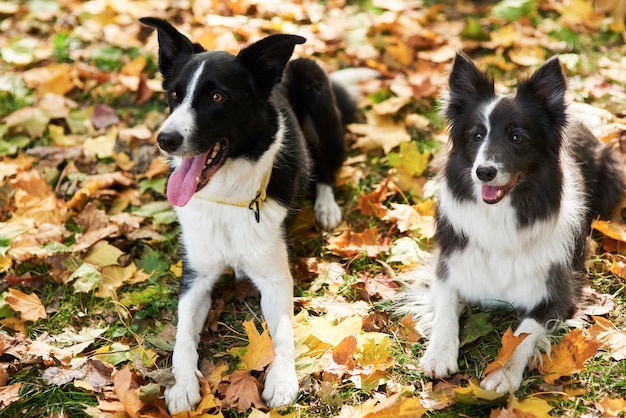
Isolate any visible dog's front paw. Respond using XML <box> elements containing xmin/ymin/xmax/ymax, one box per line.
<box><xmin>262</xmin><ymin>363</ymin><xmax>298</xmax><ymax>408</ymax></box>
<box><xmin>419</xmin><ymin>343</ymin><xmax>459</xmax><ymax>378</ymax></box>
<box><xmin>481</xmin><ymin>365</ymin><xmax>523</xmax><ymax>394</ymax></box>
<box><xmin>165</xmin><ymin>373</ymin><xmax>201</xmax><ymax>414</ymax></box>
<box><xmin>314</xmin><ymin>184</ymin><xmax>342</xmax><ymax>230</ymax></box>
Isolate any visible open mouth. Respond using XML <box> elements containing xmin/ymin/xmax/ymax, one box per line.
<box><xmin>481</xmin><ymin>173</ymin><xmax>520</xmax><ymax>204</ymax></box>
<box><xmin>166</xmin><ymin>139</ymin><xmax>229</xmax><ymax>207</ymax></box>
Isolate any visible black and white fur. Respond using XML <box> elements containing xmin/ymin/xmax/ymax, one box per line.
<box><xmin>398</xmin><ymin>53</ymin><xmax>624</xmax><ymax>393</ymax></box>
<box><xmin>139</xmin><ymin>18</ymin><xmax>350</xmax><ymax>413</ymax></box>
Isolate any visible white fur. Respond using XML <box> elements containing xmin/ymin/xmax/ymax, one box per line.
<box><xmin>399</xmin><ymin>100</ymin><xmax>588</xmax><ymax>394</ymax></box>
<box><xmin>158</xmin><ymin>62</ymin><xmax>205</xmax><ymax>156</ymax></box>
<box><xmin>314</xmin><ymin>183</ymin><xmax>342</xmax><ymax>230</ymax></box>
<box><xmin>164</xmin><ymin>111</ymin><xmax>299</xmax><ymax>413</ymax></box>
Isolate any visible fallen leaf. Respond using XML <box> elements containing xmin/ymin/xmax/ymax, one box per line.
<box><xmin>219</xmin><ymin>370</ymin><xmax>265</xmax><ymax>412</ymax></box>
<box><xmin>4</xmin><ymin>288</ymin><xmax>47</xmax><ymax>321</ymax></box>
<box><xmin>365</xmin><ymin>393</ymin><xmax>427</xmax><ymax>417</ymax></box>
<box><xmin>327</xmin><ymin>227</ymin><xmax>391</xmax><ymax>258</ymax></box>
<box><xmin>0</xmin><ymin>383</ymin><xmax>21</xmax><ymax>408</ymax></box>
<box><xmin>538</xmin><ymin>329</ymin><xmax>601</xmax><ymax>385</ymax></box>
<box><xmin>455</xmin><ymin>379</ymin><xmax>506</xmax><ymax>404</ymax></box>
<box><xmin>483</xmin><ymin>328</ymin><xmax>529</xmax><ymax>376</ymax></box>
<box><xmin>596</xmin><ymin>395</ymin><xmax>626</xmax><ymax>416</ymax></box>
<box><xmin>237</xmin><ymin>320</ymin><xmax>275</xmax><ymax>372</ymax></box>
<box><xmin>588</xmin><ymin>316</ymin><xmax>626</xmax><ymax>360</ymax></box>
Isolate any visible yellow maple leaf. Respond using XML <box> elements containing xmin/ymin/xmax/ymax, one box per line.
<box><xmin>455</xmin><ymin>379</ymin><xmax>505</xmax><ymax>403</ymax></box>
<box><xmin>365</xmin><ymin>393</ymin><xmax>427</xmax><ymax>418</ymax></box>
<box><xmin>539</xmin><ymin>329</ymin><xmax>601</xmax><ymax>385</ymax></box>
<box><xmin>5</xmin><ymin>288</ymin><xmax>47</xmax><ymax>322</ymax></box>
<box><xmin>240</xmin><ymin>320</ymin><xmax>275</xmax><ymax>372</ymax></box>
<box><xmin>483</xmin><ymin>328</ymin><xmax>529</xmax><ymax>376</ymax></box>
<box><xmin>509</xmin><ymin>395</ymin><xmax>553</xmax><ymax>417</ymax></box>
<box><xmin>95</xmin><ymin>263</ymin><xmax>136</xmax><ymax>298</ymax></box>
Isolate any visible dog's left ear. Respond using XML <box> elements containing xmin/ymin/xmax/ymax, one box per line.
<box><xmin>517</xmin><ymin>57</ymin><xmax>566</xmax><ymax>124</ymax></box>
<box><xmin>237</xmin><ymin>34</ymin><xmax>306</xmax><ymax>99</ymax></box>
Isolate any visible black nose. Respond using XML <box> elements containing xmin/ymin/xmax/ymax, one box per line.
<box><xmin>157</xmin><ymin>131</ymin><xmax>183</xmax><ymax>153</ymax></box>
<box><xmin>476</xmin><ymin>165</ymin><xmax>497</xmax><ymax>182</ymax></box>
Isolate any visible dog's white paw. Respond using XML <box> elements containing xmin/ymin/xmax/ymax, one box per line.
<box><xmin>165</xmin><ymin>372</ymin><xmax>201</xmax><ymax>414</ymax></box>
<box><xmin>419</xmin><ymin>343</ymin><xmax>459</xmax><ymax>378</ymax></box>
<box><xmin>481</xmin><ymin>365</ymin><xmax>523</xmax><ymax>393</ymax></box>
<box><xmin>314</xmin><ymin>183</ymin><xmax>342</xmax><ymax>230</ymax></box>
<box><xmin>262</xmin><ymin>363</ymin><xmax>298</xmax><ymax>408</ymax></box>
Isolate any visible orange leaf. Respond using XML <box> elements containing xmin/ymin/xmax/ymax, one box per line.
<box><xmin>539</xmin><ymin>329</ymin><xmax>601</xmax><ymax>385</ymax></box>
<box><xmin>591</xmin><ymin>219</ymin><xmax>626</xmax><ymax>243</ymax></box>
<box><xmin>333</xmin><ymin>335</ymin><xmax>357</xmax><ymax>368</ymax></box>
<box><xmin>113</xmin><ymin>367</ymin><xmax>145</xmax><ymax>418</ymax></box>
<box><xmin>327</xmin><ymin>226</ymin><xmax>391</xmax><ymax>258</ymax></box>
<box><xmin>5</xmin><ymin>288</ymin><xmax>47</xmax><ymax>322</ymax></box>
<box><xmin>596</xmin><ymin>396</ymin><xmax>626</xmax><ymax>416</ymax></box>
<box><xmin>483</xmin><ymin>328</ymin><xmax>529</xmax><ymax>376</ymax></box>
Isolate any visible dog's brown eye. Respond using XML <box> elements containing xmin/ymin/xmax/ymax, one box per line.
<box><xmin>511</xmin><ymin>133</ymin><xmax>522</xmax><ymax>144</ymax></box>
<box><xmin>210</xmin><ymin>92</ymin><xmax>225</xmax><ymax>103</ymax></box>
<box><xmin>170</xmin><ymin>90</ymin><xmax>179</xmax><ymax>102</ymax></box>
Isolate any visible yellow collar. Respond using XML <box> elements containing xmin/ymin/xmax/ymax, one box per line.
<box><xmin>192</xmin><ymin>163</ymin><xmax>273</xmax><ymax>223</ymax></box>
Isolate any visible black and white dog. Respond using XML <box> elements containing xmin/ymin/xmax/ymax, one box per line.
<box><xmin>399</xmin><ymin>53</ymin><xmax>624</xmax><ymax>393</ymax></box>
<box><xmin>140</xmin><ymin>18</ymin><xmax>350</xmax><ymax>413</ymax></box>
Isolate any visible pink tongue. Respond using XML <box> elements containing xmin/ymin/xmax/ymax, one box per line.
<box><xmin>167</xmin><ymin>153</ymin><xmax>208</xmax><ymax>207</ymax></box>
<box><xmin>482</xmin><ymin>185</ymin><xmax>501</xmax><ymax>201</ymax></box>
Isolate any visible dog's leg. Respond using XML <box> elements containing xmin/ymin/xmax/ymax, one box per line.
<box><xmin>419</xmin><ymin>278</ymin><xmax>464</xmax><ymax>377</ymax></box>
<box><xmin>481</xmin><ymin>318</ymin><xmax>547</xmax><ymax>393</ymax></box>
<box><xmin>314</xmin><ymin>182</ymin><xmax>342</xmax><ymax>230</ymax></box>
<box><xmin>165</xmin><ymin>274</ymin><xmax>217</xmax><ymax>414</ymax></box>
<box><xmin>247</xmin><ymin>254</ymin><xmax>299</xmax><ymax>408</ymax></box>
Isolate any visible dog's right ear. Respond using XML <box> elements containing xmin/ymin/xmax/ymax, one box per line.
<box><xmin>448</xmin><ymin>53</ymin><xmax>495</xmax><ymax>100</ymax></box>
<box><xmin>139</xmin><ymin>17</ymin><xmax>205</xmax><ymax>86</ymax></box>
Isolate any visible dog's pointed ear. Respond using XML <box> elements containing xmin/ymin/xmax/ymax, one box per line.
<box><xmin>445</xmin><ymin>53</ymin><xmax>494</xmax><ymax>122</ymax></box>
<box><xmin>139</xmin><ymin>17</ymin><xmax>205</xmax><ymax>86</ymax></box>
<box><xmin>237</xmin><ymin>34</ymin><xmax>306</xmax><ymax>99</ymax></box>
<box><xmin>517</xmin><ymin>56</ymin><xmax>566</xmax><ymax>118</ymax></box>
<box><xmin>448</xmin><ymin>52</ymin><xmax>495</xmax><ymax>99</ymax></box>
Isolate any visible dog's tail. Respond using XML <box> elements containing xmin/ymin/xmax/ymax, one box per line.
<box><xmin>329</xmin><ymin>67</ymin><xmax>381</xmax><ymax>125</ymax></box>
<box><xmin>392</xmin><ymin>253</ymin><xmax>438</xmax><ymax>338</ymax></box>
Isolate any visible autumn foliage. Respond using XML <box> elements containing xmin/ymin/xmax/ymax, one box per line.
<box><xmin>1</xmin><ymin>0</ymin><xmax>626</xmax><ymax>417</ymax></box>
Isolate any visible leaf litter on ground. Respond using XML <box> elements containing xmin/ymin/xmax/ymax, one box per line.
<box><xmin>0</xmin><ymin>0</ymin><xmax>625</xmax><ymax>417</ymax></box>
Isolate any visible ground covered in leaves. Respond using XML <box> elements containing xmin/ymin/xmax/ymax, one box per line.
<box><xmin>1</xmin><ymin>0</ymin><xmax>626</xmax><ymax>417</ymax></box>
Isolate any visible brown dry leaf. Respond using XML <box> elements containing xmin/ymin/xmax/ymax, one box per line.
<box><xmin>483</xmin><ymin>328</ymin><xmax>529</xmax><ymax>376</ymax></box>
<box><xmin>596</xmin><ymin>395</ymin><xmax>626</xmax><ymax>417</ymax></box>
<box><xmin>113</xmin><ymin>367</ymin><xmax>144</xmax><ymax>417</ymax></box>
<box><xmin>538</xmin><ymin>329</ymin><xmax>601</xmax><ymax>385</ymax></box>
<box><xmin>4</xmin><ymin>288</ymin><xmax>47</xmax><ymax>322</ymax></box>
<box><xmin>0</xmin><ymin>383</ymin><xmax>22</xmax><ymax>409</ymax></box>
<box><xmin>327</xmin><ymin>227</ymin><xmax>391</xmax><ymax>258</ymax></box>
<box><xmin>219</xmin><ymin>370</ymin><xmax>265</xmax><ymax>412</ymax></box>
<box><xmin>73</xmin><ymin>203</ymin><xmax>120</xmax><ymax>252</ymax></box>
<box><xmin>113</xmin><ymin>366</ymin><xmax>169</xmax><ymax>418</ymax></box>
<box><xmin>240</xmin><ymin>320</ymin><xmax>275</xmax><ymax>372</ymax></box>
<box><xmin>357</xmin><ymin>176</ymin><xmax>397</xmax><ymax>218</ymax></box>
<box><xmin>587</xmin><ymin>316</ymin><xmax>626</xmax><ymax>361</ymax></box>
